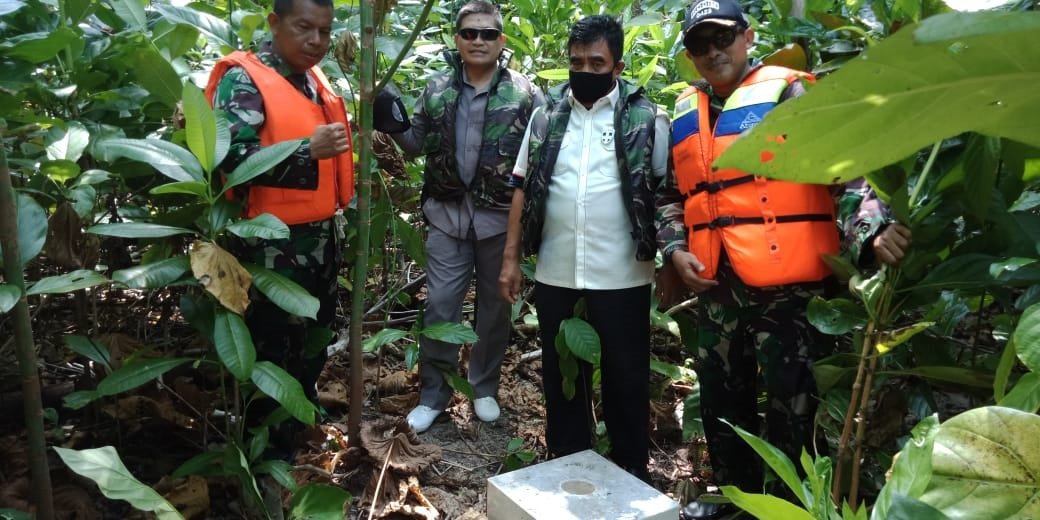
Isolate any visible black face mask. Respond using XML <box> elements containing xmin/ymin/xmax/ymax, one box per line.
<box><xmin>568</xmin><ymin>70</ymin><xmax>616</xmax><ymax>105</ymax></box>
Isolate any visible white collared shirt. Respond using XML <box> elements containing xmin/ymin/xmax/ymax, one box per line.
<box><xmin>513</xmin><ymin>83</ymin><xmax>670</xmax><ymax>290</ymax></box>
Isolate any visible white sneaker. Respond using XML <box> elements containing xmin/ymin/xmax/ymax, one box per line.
<box><xmin>406</xmin><ymin>405</ymin><xmax>442</xmax><ymax>433</ymax></box>
<box><xmin>473</xmin><ymin>396</ymin><xmax>500</xmax><ymax>422</ymax></box>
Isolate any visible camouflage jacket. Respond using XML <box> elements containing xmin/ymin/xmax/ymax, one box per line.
<box><xmin>521</xmin><ymin>79</ymin><xmax>659</xmax><ymax>260</ymax></box>
<box><xmin>419</xmin><ymin>50</ymin><xmax>537</xmax><ymax>210</ymax></box>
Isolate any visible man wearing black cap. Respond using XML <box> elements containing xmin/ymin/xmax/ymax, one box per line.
<box><xmin>656</xmin><ymin>0</ymin><xmax>911</xmax><ymax>517</ymax></box>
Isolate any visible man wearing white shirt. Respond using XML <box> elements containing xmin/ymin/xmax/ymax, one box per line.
<box><xmin>499</xmin><ymin>14</ymin><xmax>669</xmax><ymax>479</ymax></box>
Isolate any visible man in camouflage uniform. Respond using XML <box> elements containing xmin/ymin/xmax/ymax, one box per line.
<box><xmin>374</xmin><ymin>0</ymin><xmax>543</xmax><ymax>433</ymax></box>
<box><xmin>499</xmin><ymin>14</ymin><xmax>669</xmax><ymax>480</ymax></box>
<box><xmin>657</xmin><ymin>1</ymin><xmax>911</xmax><ymax>516</ymax></box>
<box><xmin>208</xmin><ymin>0</ymin><xmax>351</xmax><ymax>440</ymax></box>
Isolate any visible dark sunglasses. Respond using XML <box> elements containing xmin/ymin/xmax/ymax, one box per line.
<box><xmin>457</xmin><ymin>27</ymin><xmax>502</xmax><ymax>41</ymax></box>
<box><xmin>684</xmin><ymin>26</ymin><xmax>742</xmax><ymax>56</ymax></box>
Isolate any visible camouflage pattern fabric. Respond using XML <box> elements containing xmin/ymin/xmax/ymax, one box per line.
<box><xmin>681</xmin><ymin>257</ymin><xmax>836</xmax><ymax>491</ymax></box>
<box><xmin>417</xmin><ymin>50</ymin><xmax>537</xmax><ymax>209</ymax></box>
<box><xmin>521</xmin><ymin>79</ymin><xmax>659</xmax><ymax>260</ymax></box>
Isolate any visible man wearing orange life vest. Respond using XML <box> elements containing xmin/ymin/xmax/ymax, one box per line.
<box><xmin>656</xmin><ymin>1</ymin><xmax>911</xmax><ymax>517</ymax></box>
<box><xmin>205</xmin><ymin>0</ymin><xmax>353</xmax><ymax>448</ymax></box>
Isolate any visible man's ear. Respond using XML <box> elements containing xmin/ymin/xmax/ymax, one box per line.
<box><xmin>267</xmin><ymin>12</ymin><xmax>280</xmax><ymax>32</ymax></box>
<box><xmin>743</xmin><ymin>28</ymin><xmax>756</xmax><ymax>49</ymax></box>
<box><xmin>613</xmin><ymin>60</ymin><xmax>626</xmax><ymax>78</ymax></box>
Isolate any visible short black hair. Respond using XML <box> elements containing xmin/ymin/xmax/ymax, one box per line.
<box><xmin>567</xmin><ymin>15</ymin><xmax>624</xmax><ymax>65</ymax></box>
<box><xmin>455</xmin><ymin>0</ymin><xmax>503</xmax><ymax>32</ymax></box>
<box><xmin>273</xmin><ymin>0</ymin><xmax>333</xmax><ymax>17</ymax></box>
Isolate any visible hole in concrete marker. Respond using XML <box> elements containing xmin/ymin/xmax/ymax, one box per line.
<box><xmin>560</xmin><ymin>480</ymin><xmax>596</xmax><ymax>495</ymax></box>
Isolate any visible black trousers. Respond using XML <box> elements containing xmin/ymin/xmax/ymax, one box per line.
<box><xmin>534</xmin><ymin>282</ymin><xmax>651</xmax><ymax>474</ymax></box>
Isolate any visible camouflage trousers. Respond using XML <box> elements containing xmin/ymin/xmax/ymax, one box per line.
<box><xmin>686</xmin><ymin>267</ymin><xmax>835</xmax><ymax>492</ymax></box>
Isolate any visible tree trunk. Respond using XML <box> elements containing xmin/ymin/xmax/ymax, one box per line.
<box><xmin>0</xmin><ymin>144</ymin><xmax>55</xmax><ymax>520</ymax></box>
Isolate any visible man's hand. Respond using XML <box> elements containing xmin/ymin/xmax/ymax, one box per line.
<box><xmin>311</xmin><ymin>123</ymin><xmax>350</xmax><ymax>160</ymax></box>
<box><xmin>373</xmin><ymin>85</ymin><xmax>411</xmax><ymax>134</ymax></box>
<box><xmin>499</xmin><ymin>256</ymin><xmax>523</xmax><ymax>304</ymax></box>
<box><xmin>655</xmin><ymin>261</ymin><xmax>687</xmax><ymax>308</ymax></box>
<box><xmin>873</xmin><ymin>223</ymin><xmax>912</xmax><ymax>267</ymax></box>
<box><xmin>671</xmin><ymin>250</ymin><xmax>718</xmax><ymax>293</ymax></box>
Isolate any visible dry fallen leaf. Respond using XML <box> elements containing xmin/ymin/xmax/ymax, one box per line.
<box><xmin>377</xmin><ymin>370</ymin><xmax>416</xmax><ymax>395</ymax></box>
<box><xmin>317</xmin><ymin>380</ymin><xmax>349</xmax><ymax>409</ymax></box>
<box><xmin>155</xmin><ymin>475</ymin><xmax>210</xmax><ymax>520</ymax></box>
<box><xmin>378</xmin><ymin>393</ymin><xmax>418</xmax><ymax>415</ymax></box>
<box><xmin>360</xmin><ymin>418</ymin><xmax>441</xmax><ymax>475</ymax></box>
<box><xmin>189</xmin><ymin>240</ymin><xmax>251</xmax><ymax>315</ymax></box>
<box><xmin>43</xmin><ymin>201</ymin><xmax>100</xmax><ymax>269</ymax></box>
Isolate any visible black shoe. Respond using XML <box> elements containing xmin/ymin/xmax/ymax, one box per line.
<box><xmin>680</xmin><ymin>499</ymin><xmax>737</xmax><ymax>520</ymax></box>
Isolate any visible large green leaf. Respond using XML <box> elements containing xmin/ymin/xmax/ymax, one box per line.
<box><xmin>0</xmin><ymin>284</ymin><xmax>19</xmax><ymax>313</ymax></box>
<box><xmin>362</xmin><ymin>328</ymin><xmax>410</xmax><ymax>353</ymax></box>
<box><xmin>94</xmin><ymin>138</ymin><xmax>203</xmax><ymax>182</ymax></box>
<box><xmin>716</xmin><ymin>12</ymin><xmax>1040</xmax><ymax>183</ymax></box>
<box><xmin>920</xmin><ymin>406</ymin><xmax>1040</xmax><ymax>519</ymax></box>
<box><xmin>1014</xmin><ymin>303</ymin><xmax>1040</xmax><ymax>373</ymax></box>
<box><xmin>95</xmin><ymin>358</ymin><xmax>191</xmax><ymax>397</ymax></box>
<box><xmin>249</xmin><ymin>361</ymin><xmax>316</xmax><ymax>425</ymax></box>
<box><xmin>0</xmin><ymin>27</ymin><xmax>79</xmax><ymax>63</ymax></box>
<box><xmin>0</xmin><ymin>0</ymin><xmax>26</xmax><ymax>16</ymax></box>
<box><xmin>110</xmin><ymin>0</ymin><xmax>146</xmax><ymax>32</ymax></box>
<box><xmin>47</xmin><ymin>121</ymin><xmax>90</xmax><ymax>162</ymax></box>
<box><xmin>154</xmin><ymin>4</ymin><xmax>235</xmax><ymax>48</ymax></box>
<box><xmin>420</xmin><ymin>321</ymin><xmax>479</xmax><ymax>344</ymax></box>
<box><xmin>213</xmin><ymin>309</ymin><xmax>256</xmax><ymax>381</ymax></box>
<box><xmin>54</xmin><ymin>447</ymin><xmax>184</xmax><ymax>520</ymax></box>
<box><xmin>872</xmin><ymin>415</ymin><xmax>940</xmax><ymax>520</ymax></box>
<box><xmin>727</xmin><ymin>421</ymin><xmax>808</xmax><ymax>508</ymax></box>
<box><xmin>112</xmin><ymin>256</ymin><xmax>191</xmax><ymax>289</ymax></box>
<box><xmin>244</xmin><ymin>264</ymin><xmax>319</xmax><ymax>320</ymax></box>
<box><xmin>64</xmin><ymin>335</ymin><xmax>113</xmax><ymax>370</ymax></box>
<box><xmin>150</xmin><ymin>181</ymin><xmax>209</xmax><ymax>199</ymax></box>
<box><xmin>27</xmin><ymin>270</ymin><xmax>109</xmax><ymax>295</ymax></box>
<box><xmin>87</xmin><ymin>223</ymin><xmax>195</xmax><ymax>238</ymax></box>
<box><xmin>220</xmin><ymin>140</ymin><xmax>304</xmax><ymax>195</ymax></box>
<box><xmin>226</xmin><ymin>213</ymin><xmax>290</xmax><ymax>240</ymax></box>
<box><xmin>560</xmin><ymin>317</ymin><xmax>601</xmax><ymax>365</ymax></box>
<box><xmin>254</xmin><ymin>459</ymin><xmax>297</xmax><ymax>492</ymax></box>
<box><xmin>886</xmin><ymin>494</ymin><xmax>951</xmax><ymax>520</ymax></box>
<box><xmin>806</xmin><ymin>296</ymin><xmax>867</xmax><ymax>335</ymax></box>
<box><xmin>129</xmin><ymin>46</ymin><xmax>182</xmax><ymax>108</ymax></box>
<box><xmin>182</xmin><ymin>84</ymin><xmax>217</xmax><ymax>174</ymax></box>
<box><xmin>720</xmin><ymin>486</ymin><xmax>814</xmax><ymax>520</ymax></box>
<box><xmin>289</xmin><ymin>483</ymin><xmax>350</xmax><ymax>520</ymax></box>
<box><xmin>0</xmin><ymin>193</ymin><xmax>47</xmax><ymax>268</ymax></box>
<box><xmin>998</xmin><ymin>373</ymin><xmax>1040</xmax><ymax>414</ymax></box>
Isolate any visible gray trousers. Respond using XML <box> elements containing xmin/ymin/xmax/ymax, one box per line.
<box><xmin>419</xmin><ymin>226</ymin><xmax>511</xmax><ymax>410</ymax></box>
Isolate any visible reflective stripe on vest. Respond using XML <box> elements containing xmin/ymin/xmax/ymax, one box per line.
<box><xmin>205</xmin><ymin>51</ymin><xmax>355</xmax><ymax>225</ymax></box>
<box><xmin>670</xmin><ymin>66</ymin><xmax>838</xmax><ymax>287</ymax></box>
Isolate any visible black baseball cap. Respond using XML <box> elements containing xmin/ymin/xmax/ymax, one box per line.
<box><xmin>683</xmin><ymin>0</ymin><xmax>749</xmax><ymax>34</ymax></box>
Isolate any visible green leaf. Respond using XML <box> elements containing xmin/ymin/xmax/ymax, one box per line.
<box><xmin>560</xmin><ymin>317</ymin><xmax>601</xmax><ymax>365</ymax></box>
<box><xmin>247</xmin><ymin>427</ymin><xmax>269</xmax><ymax>462</ymax></box>
<box><xmin>87</xmin><ymin>223</ymin><xmax>195</xmax><ymax>239</ymax></box>
<box><xmin>254</xmin><ymin>459</ymin><xmax>297</xmax><ymax>492</ymax></box>
<box><xmin>64</xmin><ymin>335</ymin><xmax>113</xmax><ymax>370</ymax></box>
<box><xmin>150</xmin><ymin>181</ymin><xmax>209</xmax><ymax>199</ymax></box>
<box><xmin>250</xmin><ymin>361</ymin><xmax>316</xmax><ymax>425</ymax></box>
<box><xmin>0</xmin><ymin>0</ymin><xmax>27</xmax><ymax>17</ymax></box>
<box><xmin>807</xmin><ymin>296</ymin><xmax>867</xmax><ymax>335</ymax></box>
<box><xmin>110</xmin><ymin>0</ymin><xmax>146</xmax><ymax>31</ymax></box>
<box><xmin>94</xmin><ymin>138</ymin><xmax>203</xmax><ymax>182</ymax></box>
<box><xmin>223</xmin><ymin>443</ymin><xmax>264</xmax><ymax>513</ymax></box>
<box><xmin>441</xmin><ymin>369</ymin><xmax>475</xmax><ymax>400</ymax></box>
<box><xmin>1013</xmin><ymin>303</ymin><xmax>1040</xmax><ymax>373</ymax></box>
<box><xmin>887</xmin><ymin>494</ymin><xmax>951</xmax><ymax>520</ymax></box>
<box><xmin>876</xmin><ymin>321</ymin><xmax>934</xmax><ymax>354</ymax></box>
<box><xmin>54</xmin><ymin>446</ymin><xmax>184</xmax><ymax>520</ymax></box>
<box><xmin>27</xmin><ymin>270</ymin><xmax>109</xmax><ymax>295</ymax></box>
<box><xmin>171</xmin><ymin>451</ymin><xmax>223</xmax><ymax>478</ymax></box>
<box><xmin>63</xmin><ymin>390</ymin><xmax>99</xmax><ymax>410</ymax></box>
<box><xmin>47</xmin><ymin>121</ymin><xmax>90</xmax><ymax>162</ymax></box>
<box><xmin>182</xmin><ymin>84</ymin><xmax>217</xmax><ymax>173</ymax></box>
<box><xmin>362</xmin><ymin>328</ymin><xmax>410</xmax><ymax>353</ymax></box>
<box><xmin>213</xmin><ymin>309</ymin><xmax>256</xmax><ymax>381</ymax></box>
<box><xmin>0</xmin><ymin>193</ymin><xmax>47</xmax><ymax>268</ymax></box>
<box><xmin>992</xmin><ymin>337</ymin><xmax>1018</xmax><ymax>402</ymax></box>
<box><xmin>872</xmin><ymin>415</ymin><xmax>940</xmax><ymax>520</ymax></box>
<box><xmin>725</xmin><ymin>421</ymin><xmax>808</xmax><ymax>508</ymax></box>
<box><xmin>0</xmin><ymin>507</ymin><xmax>34</xmax><ymax>520</ymax></box>
<box><xmin>244</xmin><ymin>264</ymin><xmax>319</xmax><ymax>320</ymax></box>
<box><xmin>289</xmin><ymin>483</ymin><xmax>350</xmax><ymax>520</ymax></box>
<box><xmin>154</xmin><ymin>3</ymin><xmax>235</xmax><ymax>48</ymax></box>
<box><xmin>226</xmin><ymin>213</ymin><xmax>290</xmax><ymax>240</ymax></box>
<box><xmin>649</xmin><ymin>359</ymin><xmax>681</xmax><ymax>380</ymax></box>
<box><xmin>96</xmin><ymin>358</ymin><xmax>191</xmax><ymax>397</ymax></box>
<box><xmin>420</xmin><ymin>321</ymin><xmax>479</xmax><ymax>344</ymax></box>
<box><xmin>41</xmin><ymin>160</ymin><xmax>81</xmax><ymax>184</ymax></box>
<box><xmin>220</xmin><ymin>140</ymin><xmax>303</xmax><ymax>195</ymax></box>
<box><xmin>0</xmin><ymin>284</ymin><xmax>19</xmax><ymax>313</ymax></box>
<box><xmin>998</xmin><ymin>373</ymin><xmax>1040</xmax><ymax>414</ymax></box>
<box><xmin>69</xmin><ymin>185</ymin><xmax>95</xmax><ymax>219</ymax></box>
<box><xmin>912</xmin><ymin>254</ymin><xmax>999</xmax><ymax>293</ymax></box>
<box><xmin>920</xmin><ymin>406</ymin><xmax>1040</xmax><ymax>519</ymax></box>
<box><xmin>0</xmin><ymin>27</ymin><xmax>78</xmax><ymax>63</ymax></box>
<box><xmin>720</xmin><ymin>486</ymin><xmax>813</xmax><ymax>520</ymax></box>
<box><xmin>113</xmin><ymin>256</ymin><xmax>190</xmax><ymax>290</ymax></box>
<box><xmin>716</xmin><ymin>12</ymin><xmax>1040</xmax><ymax>183</ymax></box>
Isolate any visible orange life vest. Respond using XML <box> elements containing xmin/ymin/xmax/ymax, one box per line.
<box><xmin>671</xmin><ymin>66</ymin><xmax>838</xmax><ymax>287</ymax></box>
<box><xmin>205</xmin><ymin>51</ymin><xmax>355</xmax><ymax>225</ymax></box>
